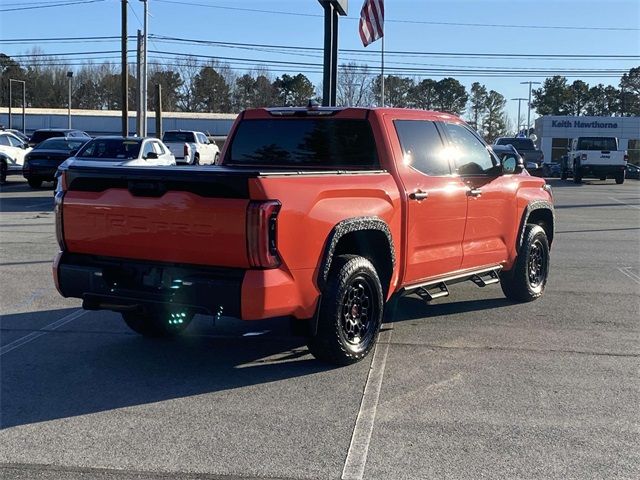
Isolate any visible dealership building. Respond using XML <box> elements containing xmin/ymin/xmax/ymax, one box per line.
<box><xmin>535</xmin><ymin>116</ymin><xmax>640</xmax><ymax>164</ymax></box>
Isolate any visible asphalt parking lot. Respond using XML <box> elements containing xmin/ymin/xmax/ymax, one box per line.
<box><xmin>1</xmin><ymin>176</ymin><xmax>639</xmax><ymax>480</ymax></box>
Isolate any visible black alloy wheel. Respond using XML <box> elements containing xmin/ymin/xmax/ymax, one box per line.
<box><xmin>527</xmin><ymin>238</ymin><xmax>548</xmax><ymax>289</ymax></box>
<box><xmin>338</xmin><ymin>275</ymin><xmax>377</xmax><ymax>352</ymax></box>
<box><xmin>307</xmin><ymin>255</ymin><xmax>384</xmax><ymax>365</ymax></box>
<box><xmin>500</xmin><ymin>224</ymin><xmax>550</xmax><ymax>302</ymax></box>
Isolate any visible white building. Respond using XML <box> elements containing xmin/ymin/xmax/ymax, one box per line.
<box><xmin>535</xmin><ymin>116</ymin><xmax>640</xmax><ymax>164</ymax></box>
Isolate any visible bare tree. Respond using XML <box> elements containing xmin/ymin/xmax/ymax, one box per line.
<box><xmin>337</xmin><ymin>62</ymin><xmax>374</xmax><ymax>107</ymax></box>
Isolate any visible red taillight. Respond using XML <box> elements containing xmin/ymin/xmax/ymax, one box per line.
<box><xmin>246</xmin><ymin>200</ymin><xmax>281</xmax><ymax>268</ymax></box>
<box><xmin>183</xmin><ymin>143</ymin><xmax>189</xmax><ymax>157</ymax></box>
<box><xmin>624</xmin><ymin>154</ymin><xmax>629</xmax><ymax>162</ymax></box>
<box><xmin>54</xmin><ymin>172</ymin><xmax>67</xmax><ymax>251</ymax></box>
<box><xmin>581</xmin><ymin>153</ymin><xmax>587</xmax><ymax>161</ymax></box>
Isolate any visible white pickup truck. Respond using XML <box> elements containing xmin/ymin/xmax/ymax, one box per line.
<box><xmin>161</xmin><ymin>130</ymin><xmax>219</xmax><ymax>165</ymax></box>
<box><xmin>561</xmin><ymin>136</ymin><xmax>627</xmax><ymax>184</ymax></box>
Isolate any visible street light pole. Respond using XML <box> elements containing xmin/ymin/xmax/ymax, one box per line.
<box><xmin>67</xmin><ymin>71</ymin><xmax>73</xmax><ymax>128</ymax></box>
<box><xmin>511</xmin><ymin>97</ymin><xmax>527</xmax><ymax>135</ymax></box>
<box><xmin>121</xmin><ymin>0</ymin><xmax>128</xmax><ymax>136</ymax></box>
<box><xmin>139</xmin><ymin>0</ymin><xmax>148</xmax><ymax>136</ymax></box>
<box><xmin>521</xmin><ymin>81</ymin><xmax>541</xmax><ymax>134</ymax></box>
<box><xmin>8</xmin><ymin>79</ymin><xmax>26</xmax><ymax>134</ymax></box>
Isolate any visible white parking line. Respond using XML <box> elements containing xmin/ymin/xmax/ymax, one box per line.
<box><xmin>0</xmin><ymin>309</ymin><xmax>88</xmax><ymax>356</ymax></box>
<box><xmin>342</xmin><ymin>325</ymin><xmax>393</xmax><ymax>480</ymax></box>
<box><xmin>609</xmin><ymin>197</ymin><xmax>640</xmax><ymax>210</ymax></box>
<box><xmin>618</xmin><ymin>267</ymin><xmax>640</xmax><ymax>285</ymax></box>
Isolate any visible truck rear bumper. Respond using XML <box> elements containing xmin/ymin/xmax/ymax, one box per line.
<box><xmin>53</xmin><ymin>253</ymin><xmax>319</xmax><ymax>321</ymax></box>
<box><xmin>578</xmin><ymin>164</ymin><xmax>625</xmax><ymax>177</ymax></box>
<box><xmin>55</xmin><ymin>252</ymin><xmax>244</xmax><ymax>318</ymax></box>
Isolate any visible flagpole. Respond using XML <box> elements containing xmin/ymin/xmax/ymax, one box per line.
<box><xmin>380</xmin><ymin>34</ymin><xmax>385</xmax><ymax>107</ymax></box>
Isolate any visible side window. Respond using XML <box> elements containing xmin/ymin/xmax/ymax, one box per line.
<box><xmin>197</xmin><ymin>133</ymin><xmax>208</xmax><ymax>144</ymax></box>
<box><xmin>394</xmin><ymin>120</ymin><xmax>450</xmax><ymax>176</ymax></box>
<box><xmin>0</xmin><ymin>135</ymin><xmax>11</xmax><ymax>147</ymax></box>
<box><xmin>443</xmin><ymin>123</ymin><xmax>497</xmax><ymax>175</ymax></box>
<box><xmin>7</xmin><ymin>135</ymin><xmax>22</xmax><ymax>147</ymax></box>
<box><xmin>142</xmin><ymin>142</ymin><xmax>155</xmax><ymax>158</ymax></box>
<box><xmin>152</xmin><ymin>141</ymin><xmax>165</xmax><ymax>155</ymax></box>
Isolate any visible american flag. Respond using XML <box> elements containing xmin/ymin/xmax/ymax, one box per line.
<box><xmin>359</xmin><ymin>0</ymin><xmax>384</xmax><ymax>47</ymax></box>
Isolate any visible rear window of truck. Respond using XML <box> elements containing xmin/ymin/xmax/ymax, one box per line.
<box><xmin>495</xmin><ymin>138</ymin><xmax>535</xmax><ymax>151</ymax></box>
<box><xmin>163</xmin><ymin>131</ymin><xmax>196</xmax><ymax>143</ymax></box>
<box><xmin>226</xmin><ymin>119</ymin><xmax>379</xmax><ymax>168</ymax></box>
<box><xmin>576</xmin><ymin>137</ymin><xmax>617</xmax><ymax>151</ymax></box>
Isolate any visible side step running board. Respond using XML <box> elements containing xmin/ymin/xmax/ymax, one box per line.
<box><xmin>416</xmin><ymin>282</ymin><xmax>449</xmax><ymax>302</ymax></box>
<box><xmin>403</xmin><ymin>265</ymin><xmax>503</xmax><ymax>302</ymax></box>
<box><xmin>471</xmin><ymin>269</ymin><xmax>500</xmax><ymax>287</ymax></box>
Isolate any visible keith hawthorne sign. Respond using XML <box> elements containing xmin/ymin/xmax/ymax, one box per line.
<box><xmin>551</xmin><ymin>120</ymin><xmax>619</xmax><ymax>129</ymax></box>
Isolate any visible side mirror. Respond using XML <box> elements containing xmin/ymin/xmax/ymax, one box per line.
<box><xmin>21</xmin><ymin>143</ymin><xmax>27</xmax><ymax>149</ymax></box>
<box><xmin>502</xmin><ymin>155</ymin><xmax>524</xmax><ymax>174</ymax></box>
<box><xmin>145</xmin><ymin>151</ymin><xmax>158</xmax><ymax>160</ymax></box>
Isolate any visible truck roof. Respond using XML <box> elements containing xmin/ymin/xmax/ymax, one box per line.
<box><xmin>244</xmin><ymin>106</ymin><xmax>461</xmax><ymax>123</ymax></box>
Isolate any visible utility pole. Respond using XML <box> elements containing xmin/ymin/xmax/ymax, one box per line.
<box><xmin>121</xmin><ymin>0</ymin><xmax>128</xmax><ymax>136</ymax></box>
<box><xmin>136</xmin><ymin>29</ymin><xmax>142</xmax><ymax>136</ymax></box>
<box><xmin>155</xmin><ymin>83</ymin><xmax>162</xmax><ymax>139</ymax></box>
<box><xmin>511</xmin><ymin>97</ymin><xmax>527</xmax><ymax>135</ymax></box>
<box><xmin>8</xmin><ymin>79</ymin><xmax>26</xmax><ymax>133</ymax></box>
<box><xmin>67</xmin><ymin>71</ymin><xmax>73</xmax><ymax>128</ymax></box>
<box><xmin>521</xmin><ymin>81</ymin><xmax>541</xmax><ymax>134</ymax></box>
<box><xmin>139</xmin><ymin>0</ymin><xmax>148</xmax><ymax>136</ymax></box>
<box><xmin>318</xmin><ymin>1</ymin><xmax>348</xmax><ymax>107</ymax></box>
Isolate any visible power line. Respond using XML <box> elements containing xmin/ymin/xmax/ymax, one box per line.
<box><xmin>153</xmin><ymin>0</ymin><xmax>640</xmax><ymax>32</ymax></box>
<box><xmin>0</xmin><ymin>0</ymin><xmax>105</xmax><ymax>13</ymax></box>
<box><xmin>3</xmin><ymin>34</ymin><xmax>639</xmax><ymax>61</ymax></box>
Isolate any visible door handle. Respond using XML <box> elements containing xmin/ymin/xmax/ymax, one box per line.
<box><xmin>467</xmin><ymin>188</ymin><xmax>482</xmax><ymax>197</ymax></box>
<box><xmin>409</xmin><ymin>190</ymin><xmax>429</xmax><ymax>201</ymax></box>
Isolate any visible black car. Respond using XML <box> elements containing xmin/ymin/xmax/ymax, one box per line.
<box><xmin>29</xmin><ymin>128</ymin><xmax>90</xmax><ymax>147</ymax></box>
<box><xmin>23</xmin><ymin>137</ymin><xmax>89</xmax><ymax>188</ymax></box>
<box><xmin>626</xmin><ymin>163</ymin><xmax>640</xmax><ymax>180</ymax></box>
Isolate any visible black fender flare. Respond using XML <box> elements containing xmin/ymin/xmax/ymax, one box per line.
<box><xmin>318</xmin><ymin>216</ymin><xmax>396</xmax><ymax>288</ymax></box>
<box><xmin>309</xmin><ymin>217</ymin><xmax>395</xmax><ymax>337</ymax></box>
<box><xmin>517</xmin><ymin>200</ymin><xmax>555</xmax><ymax>250</ymax></box>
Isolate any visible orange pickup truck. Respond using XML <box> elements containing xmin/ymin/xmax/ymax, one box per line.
<box><xmin>53</xmin><ymin>106</ymin><xmax>554</xmax><ymax>365</ymax></box>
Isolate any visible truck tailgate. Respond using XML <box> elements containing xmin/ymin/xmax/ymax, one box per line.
<box><xmin>584</xmin><ymin>151</ymin><xmax>625</xmax><ymax>165</ymax></box>
<box><xmin>61</xmin><ymin>166</ymin><xmax>251</xmax><ymax>268</ymax></box>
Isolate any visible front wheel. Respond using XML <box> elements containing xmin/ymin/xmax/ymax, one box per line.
<box><xmin>28</xmin><ymin>178</ymin><xmax>42</xmax><ymax>189</ymax></box>
<box><xmin>307</xmin><ymin>255</ymin><xmax>384</xmax><ymax>366</ymax></box>
<box><xmin>122</xmin><ymin>310</ymin><xmax>194</xmax><ymax>337</ymax></box>
<box><xmin>615</xmin><ymin>173</ymin><xmax>625</xmax><ymax>184</ymax></box>
<box><xmin>0</xmin><ymin>160</ymin><xmax>6</xmax><ymax>184</ymax></box>
<box><xmin>500</xmin><ymin>224</ymin><xmax>550</xmax><ymax>302</ymax></box>
<box><xmin>573</xmin><ymin>165</ymin><xmax>582</xmax><ymax>184</ymax></box>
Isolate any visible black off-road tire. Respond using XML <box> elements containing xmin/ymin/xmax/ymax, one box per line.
<box><xmin>27</xmin><ymin>178</ymin><xmax>42</xmax><ymax>189</ymax></box>
<box><xmin>307</xmin><ymin>255</ymin><xmax>384</xmax><ymax>366</ymax></box>
<box><xmin>500</xmin><ymin>224</ymin><xmax>550</xmax><ymax>302</ymax></box>
<box><xmin>599</xmin><ymin>176</ymin><xmax>607</xmax><ymax>181</ymax></box>
<box><xmin>122</xmin><ymin>310</ymin><xmax>194</xmax><ymax>337</ymax></box>
<box><xmin>615</xmin><ymin>173</ymin><xmax>625</xmax><ymax>184</ymax></box>
<box><xmin>0</xmin><ymin>159</ymin><xmax>7</xmax><ymax>184</ymax></box>
<box><xmin>193</xmin><ymin>153</ymin><xmax>200</xmax><ymax>166</ymax></box>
